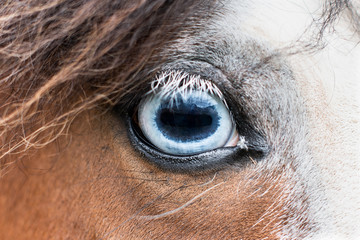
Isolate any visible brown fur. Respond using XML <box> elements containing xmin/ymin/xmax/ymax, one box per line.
<box><xmin>0</xmin><ymin>0</ymin><xmax>359</xmax><ymax>239</ymax></box>
<box><xmin>0</xmin><ymin>0</ymin><xmax>208</xmax><ymax>163</ymax></box>
<box><xmin>0</xmin><ymin>111</ymin><xmax>289</xmax><ymax>239</ymax></box>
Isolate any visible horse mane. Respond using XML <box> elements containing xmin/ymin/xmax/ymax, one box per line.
<box><xmin>0</xmin><ymin>0</ymin><xmax>358</xmax><ymax>169</ymax></box>
<box><xmin>0</xmin><ymin>0</ymin><xmax>208</xmax><ymax>167</ymax></box>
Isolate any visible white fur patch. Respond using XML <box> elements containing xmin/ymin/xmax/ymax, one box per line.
<box><xmin>210</xmin><ymin>0</ymin><xmax>360</xmax><ymax>238</ymax></box>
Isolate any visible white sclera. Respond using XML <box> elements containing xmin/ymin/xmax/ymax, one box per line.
<box><xmin>138</xmin><ymin>90</ymin><xmax>237</xmax><ymax>155</ymax></box>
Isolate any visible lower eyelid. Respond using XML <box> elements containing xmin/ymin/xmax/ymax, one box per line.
<box><xmin>127</xmin><ymin>113</ymin><xmax>268</xmax><ymax>173</ymax></box>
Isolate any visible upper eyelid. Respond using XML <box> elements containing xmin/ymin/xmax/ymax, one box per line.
<box><xmin>153</xmin><ymin>59</ymin><xmax>234</xmax><ymax>91</ymax></box>
<box><xmin>118</xmin><ymin>59</ymin><xmax>232</xmax><ymax>107</ymax></box>
<box><xmin>149</xmin><ymin>70</ymin><xmax>226</xmax><ymax>103</ymax></box>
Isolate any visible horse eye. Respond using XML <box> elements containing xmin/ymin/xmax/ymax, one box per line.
<box><xmin>127</xmin><ymin>71</ymin><xmax>267</xmax><ymax>173</ymax></box>
<box><xmin>137</xmin><ymin>89</ymin><xmax>239</xmax><ymax>156</ymax></box>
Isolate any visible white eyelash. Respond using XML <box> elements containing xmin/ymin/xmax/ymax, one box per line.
<box><xmin>148</xmin><ymin>70</ymin><xmax>227</xmax><ymax>107</ymax></box>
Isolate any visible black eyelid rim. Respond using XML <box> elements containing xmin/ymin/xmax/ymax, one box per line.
<box><xmin>126</xmin><ymin>116</ymin><xmax>268</xmax><ymax>174</ymax></box>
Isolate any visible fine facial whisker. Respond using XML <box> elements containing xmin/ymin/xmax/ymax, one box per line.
<box><xmin>137</xmin><ymin>182</ymin><xmax>224</xmax><ymax>220</ymax></box>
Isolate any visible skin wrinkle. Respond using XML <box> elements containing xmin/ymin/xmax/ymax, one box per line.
<box><xmin>0</xmin><ymin>0</ymin><xmax>359</xmax><ymax>239</ymax></box>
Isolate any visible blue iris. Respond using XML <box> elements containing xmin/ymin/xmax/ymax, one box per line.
<box><xmin>138</xmin><ymin>90</ymin><xmax>236</xmax><ymax>155</ymax></box>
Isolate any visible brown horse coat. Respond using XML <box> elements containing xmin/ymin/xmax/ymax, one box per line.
<box><xmin>0</xmin><ymin>0</ymin><xmax>359</xmax><ymax>239</ymax></box>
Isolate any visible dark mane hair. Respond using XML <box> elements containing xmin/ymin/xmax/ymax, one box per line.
<box><xmin>0</xmin><ymin>0</ymin><xmax>208</xmax><ymax>165</ymax></box>
<box><xmin>0</xmin><ymin>0</ymin><xmax>359</xmax><ymax>168</ymax></box>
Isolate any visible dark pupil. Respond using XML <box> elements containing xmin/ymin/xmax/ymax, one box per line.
<box><xmin>155</xmin><ymin>98</ymin><xmax>220</xmax><ymax>142</ymax></box>
<box><xmin>160</xmin><ymin>111</ymin><xmax>213</xmax><ymax>128</ymax></box>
